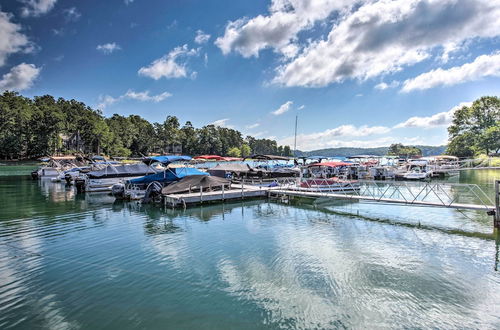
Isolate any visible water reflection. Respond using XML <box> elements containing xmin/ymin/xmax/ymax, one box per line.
<box><xmin>0</xmin><ymin>171</ymin><xmax>499</xmax><ymax>329</ymax></box>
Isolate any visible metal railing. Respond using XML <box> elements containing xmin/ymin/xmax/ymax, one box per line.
<box><xmin>270</xmin><ymin>178</ymin><xmax>496</xmax><ymax>211</ymax></box>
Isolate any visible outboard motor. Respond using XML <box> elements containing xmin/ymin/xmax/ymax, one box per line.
<box><xmin>64</xmin><ymin>173</ymin><xmax>73</xmax><ymax>185</ymax></box>
<box><xmin>75</xmin><ymin>177</ymin><xmax>86</xmax><ymax>193</ymax></box>
<box><xmin>142</xmin><ymin>181</ymin><xmax>163</xmax><ymax>204</ymax></box>
<box><xmin>111</xmin><ymin>183</ymin><xmax>125</xmax><ymax>199</ymax></box>
<box><xmin>31</xmin><ymin>170</ymin><xmax>39</xmax><ymax>180</ymax></box>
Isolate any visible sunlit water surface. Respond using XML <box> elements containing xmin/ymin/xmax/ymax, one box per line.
<box><xmin>0</xmin><ymin>164</ymin><xmax>499</xmax><ymax>329</ymax></box>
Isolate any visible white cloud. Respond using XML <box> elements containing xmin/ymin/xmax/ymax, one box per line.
<box><xmin>97</xmin><ymin>89</ymin><xmax>172</xmax><ymax>109</ymax></box>
<box><xmin>20</xmin><ymin>0</ymin><xmax>57</xmax><ymax>17</ymax></box>
<box><xmin>394</xmin><ymin>102</ymin><xmax>472</xmax><ymax>129</ymax></box>
<box><xmin>375</xmin><ymin>80</ymin><xmax>400</xmax><ymax>90</ymax></box>
<box><xmin>194</xmin><ymin>30</ymin><xmax>211</xmax><ymax>44</ymax></box>
<box><xmin>210</xmin><ymin>118</ymin><xmax>232</xmax><ymax>128</ymax></box>
<box><xmin>138</xmin><ymin>45</ymin><xmax>199</xmax><ymax>80</ymax></box>
<box><xmin>0</xmin><ymin>63</ymin><xmax>41</xmax><ymax>91</ymax></box>
<box><xmin>278</xmin><ymin>124</ymin><xmax>391</xmax><ymax>150</ymax></box>
<box><xmin>271</xmin><ymin>0</ymin><xmax>500</xmax><ymax>87</ymax></box>
<box><xmin>63</xmin><ymin>7</ymin><xmax>81</xmax><ymax>22</ymax></box>
<box><xmin>246</xmin><ymin>123</ymin><xmax>260</xmax><ymax>129</ymax></box>
<box><xmin>298</xmin><ymin>105</ymin><xmax>305</xmax><ymax>110</ymax></box>
<box><xmin>96</xmin><ymin>42</ymin><xmax>121</xmax><ymax>54</ymax></box>
<box><xmin>401</xmin><ymin>52</ymin><xmax>500</xmax><ymax>92</ymax></box>
<box><xmin>0</xmin><ymin>11</ymin><xmax>33</xmax><ymax>67</ymax></box>
<box><xmin>215</xmin><ymin>0</ymin><xmax>354</xmax><ymax>58</ymax></box>
<box><xmin>272</xmin><ymin>100</ymin><xmax>293</xmax><ymax>115</ymax></box>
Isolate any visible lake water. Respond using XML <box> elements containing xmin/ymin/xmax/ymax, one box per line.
<box><xmin>0</xmin><ymin>164</ymin><xmax>499</xmax><ymax>329</ymax></box>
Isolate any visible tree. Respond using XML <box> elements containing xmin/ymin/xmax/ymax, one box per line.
<box><xmin>240</xmin><ymin>144</ymin><xmax>251</xmax><ymax>157</ymax></box>
<box><xmin>447</xmin><ymin>96</ymin><xmax>500</xmax><ymax>156</ymax></box>
<box><xmin>227</xmin><ymin>147</ymin><xmax>241</xmax><ymax>157</ymax></box>
<box><xmin>387</xmin><ymin>143</ymin><xmax>422</xmax><ymax>157</ymax></box>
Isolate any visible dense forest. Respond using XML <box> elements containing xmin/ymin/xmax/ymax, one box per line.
<box><xmin>0</xmin><ymin>91</ymin><xmax>292</xmax><ymax>160</ymax></box>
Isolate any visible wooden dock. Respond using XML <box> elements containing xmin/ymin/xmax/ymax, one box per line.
<box><xmin>163</xmin><ymin>184</ymin><xmax>268</xmax><ymax>207</ymax></box>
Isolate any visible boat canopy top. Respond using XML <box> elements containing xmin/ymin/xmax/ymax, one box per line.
<box><xmin>193</xmin><ymin>155</ymin><xmax>224</xmax><ymax>161</ymax></box>
<box><xmin>162</xmin><ymin>175</ymin><xmax>230</xmax><ymax>195</ymax></box>
<box><xmin>220</xmin><ymin>157</ymin><xmax>243</xmax><ymax>161</ymax></box>
<box><xmin>246</xmin><ymin>154</ymin><xmax>292</xmax><ymax>161</ymax></box>
<box><xmin>127</xmin><ymin>167</ymin><xmax>207</xmax><ymax>185</ymax></box>
<box><xmin>346</xmin><ymin>155</ymin><xmax>381</xmax><ymax>159</ymax></box>
<box><xmin>434</xmin><ymin>155</ymin><xmax>458</xmax><ymax>160</ymax></box>
<box><xmin>91</xmin><ymin>155</ymin><xmax>106</xmax><ymax>161</ymax></box>
<box><xmin>142</xmin><ymin>155</ymin><xmax>192</xmax><ymax>165</ymax></box>
<box><xmin>87</xmin><ymin>163</ymin><xmax>158</xmax><ymax>179</ymax></box>
<box><xmin>208</xmin><ymin>163</ymin><xmax>253</xmax><ymax>174</ymax></box>
<box><xmin>307</xmin><ymin>161</ymin><xmax>352</xmax><ymax>168</ymax></box>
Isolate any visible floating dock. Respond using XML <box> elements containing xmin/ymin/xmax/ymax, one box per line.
<box><xmin>163</xmin><ymin>184</ymin><xmax>268</xmax><ymax>207</ymax></box>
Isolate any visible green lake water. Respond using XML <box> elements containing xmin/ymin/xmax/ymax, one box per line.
<box><xmin>0</xmin><ymin>164</ymin><xmax>499</xmax><ymax>329</ymax></box>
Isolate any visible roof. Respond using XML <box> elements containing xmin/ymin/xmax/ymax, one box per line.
<box><xmin>193</xmin><ymin>155</ymin><xmax>224</xmax><ymax>161</ymax></box>
<box><xmin>142</xmin><ymin>155</ymin><xmax>192</xmax><ymax>165</ymax></box>
<box><xmin>127</xmin><ymin>167</ymin><xmax>207</xmax><ymax>185</ymax></box>
<box><xmin>162</xmin><ymin>175</ymin><xmax>230</xmax><ymax>195</ymax></box>
<box><xmin>247</xmin><ymin>154</ymin><xmax>292</xmax><ymax>161</ymax></box>
<box><xmin>307</xmin><ymin>161</ymin><xmax>352</xmax><ymax>168</ymax></box>
<box><xmin>220</xmin><ymin>157</ymin><xmax>243</xmax><ymax>161</ymax></box>
<box><xmin>87</xmin><ymin>163</ymin><xmax>159</xmax><ymax>179</ymax></box>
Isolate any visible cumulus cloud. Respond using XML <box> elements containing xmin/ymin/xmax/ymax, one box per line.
<box><xmin>215</xmin><ymin>0</ymin><xmax>353</xmax><ymax>58</ymax></box>
<box><xmin>0</xmin><ymin>11</ymin><xmax>34</xmax><ymax>67</ymax></box>
<box><xmin>138</xmin><ymin>45</ymin><xmax>199</xmax><ymax>79</ymax></box>
<box><xmin>272</xmin><ymin>101</ymin><xmax>293</xmax><ymax>115</ymax></box>
<box><xmin>270</xmin><ymin>0</ymin><xmax>500</xmax><ymax>87</ymax></box>
<box><xmin>278</xmin><ymin>124</ymin><xmax>391</xmax><ymax>150</ymax></box>
<box><xmin>96</xmin><ymin>42</ymin><xmax>121</xmax><ymax>54</ymax></box>
<box><xmin>401</xmin><ymin>52</ymin><xmax>500</xmax><ymax>92</ymax></box>
<box><xmin>394</xmin><ymin>102</ymin><xmax>472</xmax><ymax>129</ymax></box>
<box><xmin>20</xmin><ymin>0</ymin><xmax>57</xmax><ymax>17</ymax></box>
<box><xmin>0</xmin><ymin>63</ymin><xmax>41</xmax><ymax>91</ymax></box>
<box><xmin>97</xmin><ymin>89</ymin><xmax>172</xmax><ymax>109</ymax></box>
<box><xmin>194</xmin><ymin>30</ymin><xmax>211</xmax><ymax>44</ymax></box>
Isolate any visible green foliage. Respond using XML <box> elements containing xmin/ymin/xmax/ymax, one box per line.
<box><xmin>447</xmin><ymin>96</ymin><xmax>500</xmax><ymax>156</ymax></box>
<box><xmin>387</xmin><ymin>143</ymin><xmax>422</xmax><ymax>157</ymax></box>
<box><xmin>0</xmin><ymin>91</ymin><xmax>291</xmax><ymax>159</ymax></box>
<box><xmin>227</xmin><ymin>147</ymin><xmax>241</xmax><ymax>157</ymax></box>
<box><xmin>240</xmin><ymin>144</ymin><xmax>251</xmax><ymax>157</ymax></box>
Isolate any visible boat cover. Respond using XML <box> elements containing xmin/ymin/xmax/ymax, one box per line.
<box><xmin>127</xmin><ymin>167</ymin><xmax>207</xmax><ymax>185</ymax></box>
<box><xmin>87</xmin><ymin>163</ymin><xmax>158</xmax><ymax>179</ymax></box>
<box><xmin>307</xmin><ymin>161</ymin><xmax>351</xmax><ymax>168</ymax></box>
<box><xmin>208</xmin><ymin>163</ymin><xmax>252</xmax><ymax>173</ymax></box>
<box><xmin>142</xmin><ymin>155</ymin><xmax>192</xmax><ymax>165</ymax></box>
<box><xmin>162</xmin><ymin>175</ymin><xmax>230</xmax><ymax>194</ymax></box>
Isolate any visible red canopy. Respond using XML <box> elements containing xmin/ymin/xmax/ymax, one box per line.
<box><xmin>193</xmin><ymin>155</ymin><xmax>224</xmax><ymax>161</ymax></box>
<box><xmin>307</xmin><ymin>161</ymin><xmax>352</xmax><ymax>168</ymax></box>
<box><xmin>220</xmin><ymin>157</ymin><xmax>243</xmax><ymax>161</ymax></box>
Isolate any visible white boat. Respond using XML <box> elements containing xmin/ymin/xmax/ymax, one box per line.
<box><xmin>369</xmin><ymin>166</ymin><xmax>396</xmax><ymax>180</ymax></box>
<box><xmin>400</xmin><ymin>160</ymin><xmax>432</xmax><ymax>180</ymax></box>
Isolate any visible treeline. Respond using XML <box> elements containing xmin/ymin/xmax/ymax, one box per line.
<box><xmin>0</xmin><ymin>91</ymin><xmax>292</xmax><ymax>159</ymax></box>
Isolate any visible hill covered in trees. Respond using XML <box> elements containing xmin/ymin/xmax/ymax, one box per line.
<box><xmin>295</xmin><ymin>145</ymin><xmax>447</xmax><ymax>158</ymax></box>
<box><xmin>0</xmin><ymin>91</ymin><xmax>291</xmax><ymax>160</ymax></box>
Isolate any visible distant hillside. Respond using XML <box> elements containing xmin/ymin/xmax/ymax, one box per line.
<box><xmin>294</xmin><ymin>145</ymin><xmax>447</xmax><ymax>158</ymax></box>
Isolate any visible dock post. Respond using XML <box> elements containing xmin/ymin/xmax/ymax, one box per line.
<box><xmin>222</xmin><ymin>184</ymin><xmax>225</xmax><ymax>201</ymax></box>
<box><xmin>495</xmin><ymin>180</ymin><xmax>500</xmax><ymax>229</ymax></box>
<box><xmin>241</xmin><ymin>179</ymin><xmax>244</xmax><ymax>199</ymax></box>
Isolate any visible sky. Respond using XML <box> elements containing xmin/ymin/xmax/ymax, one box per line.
<box><xmin>0</xmin><ymin>0</ymin><xmax>499</xmax><ymax>151</ymax></box>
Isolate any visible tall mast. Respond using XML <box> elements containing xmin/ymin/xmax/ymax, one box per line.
<box><xmin>293</xmin><ymin>115</ymin><xmax>298</xmax><ymax>157</ymax></box>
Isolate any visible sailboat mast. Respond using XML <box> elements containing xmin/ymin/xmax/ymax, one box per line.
<box><xmin>293</xmin><ymin>115</ymin><xmax>298</xmax><ymax>157</ymax></box>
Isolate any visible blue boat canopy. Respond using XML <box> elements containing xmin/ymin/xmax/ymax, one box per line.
<box><xmin>142</xmin><ymin>155</ymin><xmax>192</xmax><ymax>165</ymax></box>
<box><xmin>127</xmin><ymin>167</ymin><xmax>207</xmax><ymax>185</ymax></box>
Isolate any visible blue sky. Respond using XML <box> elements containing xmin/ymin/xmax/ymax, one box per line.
<box><xmin>1</xmin><ymin>0</ymin><xmax>499</xmax><ymax>150</ymax></box>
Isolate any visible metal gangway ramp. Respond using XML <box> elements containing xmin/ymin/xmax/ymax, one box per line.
<box><xmin>270</xmin><ymin>179</ymin><xmax>498</xmax><ymax>216</ymax></box>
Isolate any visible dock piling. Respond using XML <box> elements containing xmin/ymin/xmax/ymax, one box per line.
<box><xmin>495</xmin><ymin>180</ymin><xmax>500</xmax><ymax>229</ymax></box>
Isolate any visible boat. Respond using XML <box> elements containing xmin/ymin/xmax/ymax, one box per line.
<box><xmin>397</xmin><ymin>160</ymin><xmax>432</xmax><ymax>180</ymax></box>
<box><xmin>112</xmin><ymin>155</ymin><xmax>199</xmax><ymax>199</ymax></box>
<box><xmin>369</xmin><ymin>166</ymin><xmax>396</xmax><ymax>180</ymax></box>
<box><xmin>32</xmin><ymin>156</ymin><xmax>85</xmax><ymax>179</ymax></box>
<box><xmin>425</xmin><ymin>155</ymin><xmax>460</xmax><ymax>177</ymax></box>
<box><xmin>75</xmin><ymin>162</ymin><xmax>163</xmax><ymax>193</ymax></box>
<box><xmin>297</xmin><ymin>178</ymin><xmax>360</xmax><ymax>192</ymax></box>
